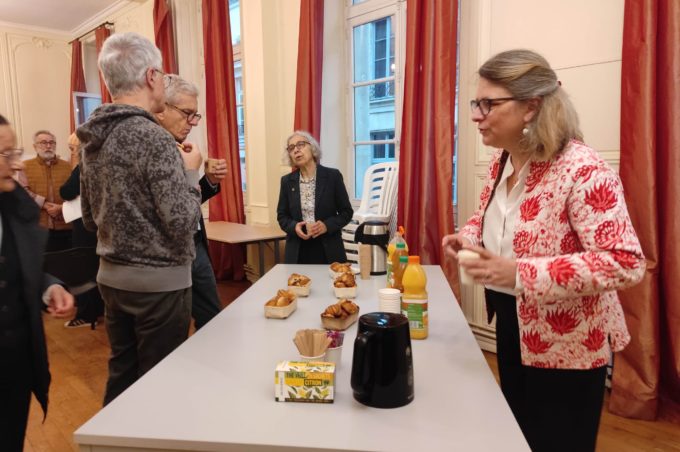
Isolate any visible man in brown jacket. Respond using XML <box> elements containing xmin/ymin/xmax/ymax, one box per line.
<box><xmin>23</xmin><ymin>130</ymin><xmax>72</xmax><ymax>251</ymax></box>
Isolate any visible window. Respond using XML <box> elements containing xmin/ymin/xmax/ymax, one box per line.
<box><xmin>370</xmin><ymin>130</ymin><xmax>395</xmax><ymax>161</ymax></box>
<box><xmin>230</xmin><ymin>0</ymin><xmax>246</xmax><ymax>192</ymax></box>
<box><xmin>348</xmin><ymin>1</ymin><xmax>404</xmax><ymax>200</ymax></box>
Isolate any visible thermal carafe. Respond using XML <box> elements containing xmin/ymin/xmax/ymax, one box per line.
<box><xmin>351</xmin><ymin>312</ymin><xmax>414</xmax><ymax>408</ymax></box>
<box><xmin>354</xmin><ymin>222</ymin><xmax>389</xmax><ymax>275</ymax></box>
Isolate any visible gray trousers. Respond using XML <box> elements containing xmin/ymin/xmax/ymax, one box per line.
<box><xmin>99</xmin><ymin>284</ymin><xmax>191</xmax><ymax>405</ymax></box>
<box><xmin>191</xmin><ymin>237</ymin><xmax>222</xmax><ymax>330</ymax></box>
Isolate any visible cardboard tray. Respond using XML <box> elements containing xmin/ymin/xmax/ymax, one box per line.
<box><xmin>265</xmin><ymin>297</ymin><xmax>298</xmax><ymax>319</ymax></box>
<box><xmin>321</xmin><ymin>309</ymin><xmax>359</xmax><ymax>331</ymax></box>
<box><xmin>288</xmin><ymin>282</ymin><xmax>311</xmax><ymax>297</ymax></box>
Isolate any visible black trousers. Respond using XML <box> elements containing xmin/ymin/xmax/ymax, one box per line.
<box><xmin>45</xmin><ymin>229</ymin><xmax>72</xmax><ymax>252</ymax></box>
<box><xmin>191</xmin><ymin>236</ymin><xmax>221</xmax><ymax>330</ymax></box>
<box><xmin>486</xmin><ymin>289</ymin><xmax>606</xmax><ymax>452</ymax></box>
<box><xmin>99</xmin><ymin>284</ymin><xmax>191</xmax><ymax>405</ymax></box>
<box><xmin>0</xmin><ymin>339</ymin><xmax>32</xmax><ymax>452</ymax></box>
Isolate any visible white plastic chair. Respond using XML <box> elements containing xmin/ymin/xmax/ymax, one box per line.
<box><xmin>343</xmin><ymin>162</ymin><xmax>399</xmax><ymax>263</ymax></box>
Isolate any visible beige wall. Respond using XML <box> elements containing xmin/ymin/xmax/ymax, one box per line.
<box><xmin>0</xmin><ymin>0</ymin><xmax>155</xmax><ymax>160</ymax></box>
<box><xmin>0</xmin><ymin>23</ymin><xmax>71</xmax><ymax>160</ymax></box>
<box><xmin>457</xmin><ymin>0</ymin><xmax>625</xmax><ymax>350</ymax></box>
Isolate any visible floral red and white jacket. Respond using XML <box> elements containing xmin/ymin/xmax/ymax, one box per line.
<box><xmin>460</xmin><ymin>140</ymin><xmax>645</xmax><ymax>369</ymax></box>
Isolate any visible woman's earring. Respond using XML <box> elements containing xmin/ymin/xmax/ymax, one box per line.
<box><xmin>522</xmin><ymin>126</ymin><xmax>529</xmax><ymax>136</ymax></box>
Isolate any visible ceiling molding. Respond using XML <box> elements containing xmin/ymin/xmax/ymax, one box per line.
<box><xmin>69</xmin><ymin>0</ymin><xmax>138</xmax><ymax>39</ymax></box>
<box><xmin>0</xmin><ymin>19</ymin><xmax>71</xmax><ymax>39</ymax></box>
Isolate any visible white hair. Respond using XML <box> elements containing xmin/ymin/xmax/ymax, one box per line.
<box><xmin>98</xmin><ymin>32</ymin><xmax>163</xmax><ymax>97</ymax></box>
<box><xmin>164</xmin><ymin>74</ymin><xmax>199</xmax><ymax>104</ymax></box>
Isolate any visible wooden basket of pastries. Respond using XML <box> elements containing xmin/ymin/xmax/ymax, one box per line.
<box><xmin>333</xmin><ymin>271</ymin><xmax>357</xmax><ymax>298</ymax></box>
<box><xmin>264</xmin><ymin>289</ymin><xmax>297</xmax><ymax>319</ymax></box>
<box><xmin>328</xmin><ymin>261</ymin><xmax>356</xmax><ymax>279</ymax></box>
<box><xmin>287</xmin><ymin>273</ymin><xmax>311</xmax><ymax>297</ymax></box>
<box><xmin>321</xmin><ymin>299</ymin><xmax>360</xmax><ymax>331</ymax></box>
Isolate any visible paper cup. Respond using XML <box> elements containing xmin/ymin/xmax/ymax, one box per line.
<box><xmin>299</xmin><ymin>352</ymin><xmax>326</xmax><ymax>362</ymax></box>
<box><xmin>325</xmin><ymin>346</ymin><xmax>343</xmax><ymax>369</ymax></box>
<box><xmin>458</xmin><ymin>249</ymin><xmax>481</xmax><ymax>285</ymax></box>
<box><xmin>206</xmin><ymin>158</ymin><xmax>221</xmax><ymax>174</ymax></box>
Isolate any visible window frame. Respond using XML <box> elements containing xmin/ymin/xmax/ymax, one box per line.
<box><xmin>345</xmin><ymin>0</ymin><xmax>406</xmax><ymax>204</ymax></box>
<box><xmin>230</xmin><ymin>0</ymin><xmax>247</xmax><ymax>194</ymax></box>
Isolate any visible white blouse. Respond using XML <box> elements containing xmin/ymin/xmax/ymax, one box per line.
<box><xmin>482</xmin><ymin>155</ymin><xmax>530</xmax><ymax>296</ymax></box>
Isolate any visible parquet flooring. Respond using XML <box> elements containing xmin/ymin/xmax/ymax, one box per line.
<box><xmin>22</xmin><ymin>279</ymin><xmax>680</xmax><ymax>451</ymax></box>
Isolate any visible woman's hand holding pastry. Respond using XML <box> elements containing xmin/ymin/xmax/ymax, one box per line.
<box><xmin>459</xmin><ymin>245</ymin><xmax>517</xmax><ymax>289</ymax></box>
<box><xmin>442</xmin><ymin>233</ymin><xmax>473</xmax><ymax>260</ymax></box>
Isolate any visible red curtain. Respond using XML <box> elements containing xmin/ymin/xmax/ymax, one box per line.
<box><xmin>94</xmin><ymin>26</ymin><xmax>112</xmax><ymax>104</ymax></box>
<box><xmin>398</xmin><ymin>0</ymin><xmax>459</xmax><ymax>298</ymax></box>
<box><xmin>69</xmin><ymin>40</ymin><xmax>86</xmax><ymax>133</ymax></box>
<box><xmin>154</xmin><ymin>0</ymin><xmax>178</xmax><ymax>74</ymax></box>
<box><xmin>293</xmin><ymin>0</ymin><xmax>324</xmax><ymax>141</ymax></box>
<box><xmin>610</xmin><ymin>0</ymin><xmax>680</xmax><ymax>421</ymax></box>
<box><xmin>202</xmin><ymin>0</ymin><xmax>246</xmax><ymax>280</ymax></box>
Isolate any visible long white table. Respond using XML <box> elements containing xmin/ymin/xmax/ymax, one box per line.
<box><xmin>75</xmin><ymin>265</ymin><xmax>529</xmax><ymax>452</ymax></box>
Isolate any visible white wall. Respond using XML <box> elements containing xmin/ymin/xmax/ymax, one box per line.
<box><xmin>457</xmin><ymin>0</ymin><xmax>625</xmax><ymax>350</ymax></box>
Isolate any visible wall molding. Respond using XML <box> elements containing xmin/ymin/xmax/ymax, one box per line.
<box><xmin>0</xmin><ymin>20</ymin><xmax>71</xmax><ymax>39</ymax></box>
<box><xmin>70</xmin><ymin>0</ymin><xmax>140</xmax><ymax>38</ymax></box>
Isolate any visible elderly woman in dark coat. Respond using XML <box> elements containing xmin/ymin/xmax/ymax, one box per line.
<box><xmin>277</xmin><ymin>131</ymin><xmax>353</xmax><ymax>264</ymax></box>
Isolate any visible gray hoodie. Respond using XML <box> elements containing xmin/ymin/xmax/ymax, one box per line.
<box><xmin>78</xmin><ymin>104</ymin><xmax>201</xmax><ymax>292</ymax></box>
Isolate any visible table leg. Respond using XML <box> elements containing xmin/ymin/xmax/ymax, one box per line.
<box><xmin>258</xmin><ymin>242</ymin><xmax>265</xmax><ymax>277</ymax></box>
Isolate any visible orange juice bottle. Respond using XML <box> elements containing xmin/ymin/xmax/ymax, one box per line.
<box><xmin>386</xmin><ymin>227</ymin><xmax>408</xmax><ymax>287</ymax></box>
<box><xmin>387</xmin><ymin>243</ymin><xmax>407</xmax><ymax>289</ymax></box>
<box><xmin>401</xmin><ymin>256</ymin><xmax>428</xmax><ymax>340</ymax></box>
<box><xmin>393</xmin><ymin>255</ymin><xmax>409</xmax><ymax>292</ymax></box>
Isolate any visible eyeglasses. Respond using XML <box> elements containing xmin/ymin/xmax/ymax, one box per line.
<box><xmin>286</xmin><ymin>141</ymin><xmax>309</xmax><ymax>153</ymax></box>
<box><xmin>470</xmin><ymin>97</ymin><xmax>516</xmax><ymax>117</ymax></box>
<box><xmin>35</xmin><ymin>140</ymin><xmax>56</xmax><ymax>147</ymax></box>
<box><xmin>165</xmin><ymin>102</ymin><xmax>202</xmax><ymax>124</ymax></box>
<box><xmin>0</xmin><ymin>148</ymin><xmax>24</xmax><ymax>162</ymax></box>
<box><xmin>152</xmin><ymin>68</ymin><xmax>165</xmax><ymax>78</ymax></box>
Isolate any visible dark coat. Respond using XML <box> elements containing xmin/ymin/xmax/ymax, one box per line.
<box><xmin>0</xmin><ymin>186</ymin><xmax>53</xmax><ymax>415</ymax></box>
<box><xmin>277</xmin><ymin>165</ymin><xmax>353</xmax><ymax>264</ymax></box>
<box><xmin>59</xmin><ymin>164</ymin><xmax>97</xmax><ymax>247</ymax></box>
<box><xmin>198</xmin><ymin>175</ymin><xmax>221</xmax><ymax>252</ymax></box>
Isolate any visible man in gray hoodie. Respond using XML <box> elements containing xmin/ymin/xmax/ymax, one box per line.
<box><xmin>78</xmin><ymin>32</ymin><xmax>202</xmax><ymax>405</ymax></box>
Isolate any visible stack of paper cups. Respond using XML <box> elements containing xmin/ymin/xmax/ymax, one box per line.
<box><xmin>378</xmin><ymin>288</ymin><xmax>401</xmax><ymax>314</ymax></box>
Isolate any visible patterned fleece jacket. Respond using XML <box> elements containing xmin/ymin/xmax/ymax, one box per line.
<box><xmin>78</xmin><ymin>104</ymin><xmax>201</xmax><ymax>292</ymax></box>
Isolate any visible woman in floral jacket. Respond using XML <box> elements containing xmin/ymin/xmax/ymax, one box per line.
<box><xmin>442</xmin><ymin>50</ymin><xmax>644</xmax><ymax>452</ymax></box>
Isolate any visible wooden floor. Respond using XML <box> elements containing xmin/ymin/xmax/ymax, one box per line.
<box><xmin>24</xmin><ymin>279</ymin><xmax>680</xmax><ymax>451</ymax></box>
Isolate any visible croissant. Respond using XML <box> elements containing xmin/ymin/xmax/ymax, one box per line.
<box><xmin>330</xmin><ymin>262</ymin><xmax>352</xmax><ymax>273</ymax></box>
<box><xmin>287</xmin><ymin>273</ymin><xmax>311</xmax><ymax>286</ymax></box>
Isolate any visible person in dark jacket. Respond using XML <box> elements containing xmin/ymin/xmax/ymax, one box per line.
<box><xmin>277</xmin><ymin>131</ymin><xmax>353</xmax><ymax>264</ymax></box>
<box><xmin>59</xmin><ymin>133</ymin><xmax>104</xmax><ymax>329</ymax></box>
<box><xmin>156</xmin><ymin>74</ymin><xmax>227</xmax><ymax>330</ymax></box>
<box><xmin>0</xmin><ymin>114</ymin><xmax>74</xmax><ymax>451</ymax></box>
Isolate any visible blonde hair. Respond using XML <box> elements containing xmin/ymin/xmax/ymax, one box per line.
<box><xmin>282</xmin><ymin>130</ymin><xmax>322</xmax><ymax>167</ymax></box>
<box><xmin>479</xmin><ymin>49</ymin><xmax>583</xmax><ymax>160</ymax></box>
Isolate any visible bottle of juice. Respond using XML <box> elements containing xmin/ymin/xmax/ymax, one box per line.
<box><xmin>402</xmin><ymin>256</ymin><xmax>428</xmax><ymax>340</ymax></box>
<box><xmin>386</xmin><ymin>227</ymin><xmax>408</xmax><ymax>287</ymax></box>
<box><xmin>387</xmin><ymin>243</ymin><xmax>407</xmax><ymax>289</ymax></box>
<box><xmin>393</xmin><ymin>255</ymin><xmax>409</xmax><ymax>293</ymax></box>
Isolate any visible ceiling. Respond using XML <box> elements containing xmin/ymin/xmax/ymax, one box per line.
<box><xmin>0</xmin><ymin>0</ymin><xmax>122</xmax><ymax>34</ymax></box>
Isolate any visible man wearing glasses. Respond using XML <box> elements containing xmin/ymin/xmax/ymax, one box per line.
<box><xmin>78</xmin><ymin>32</ymin><xmax>202</xmax><ymax>405</ymax></box>
<box><xmin>156</xmin><ymin>74</ymin><xmax>227</xmax><ymax>330</ymax></box>
<box><xmin>23</xmin><ymin>130</ymin><xmax>73</xmax><ymax>251</ymax></box>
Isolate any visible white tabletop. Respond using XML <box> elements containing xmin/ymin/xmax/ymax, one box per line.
<box><xmin>205</xmin><ymin>221</ymin><xmax>285</xmax><ymax>245</ymax></box>
<box><xmin>75</xmin><ymin>265</ymin><xmax>529</xmax><ymax>452</ymax></box>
